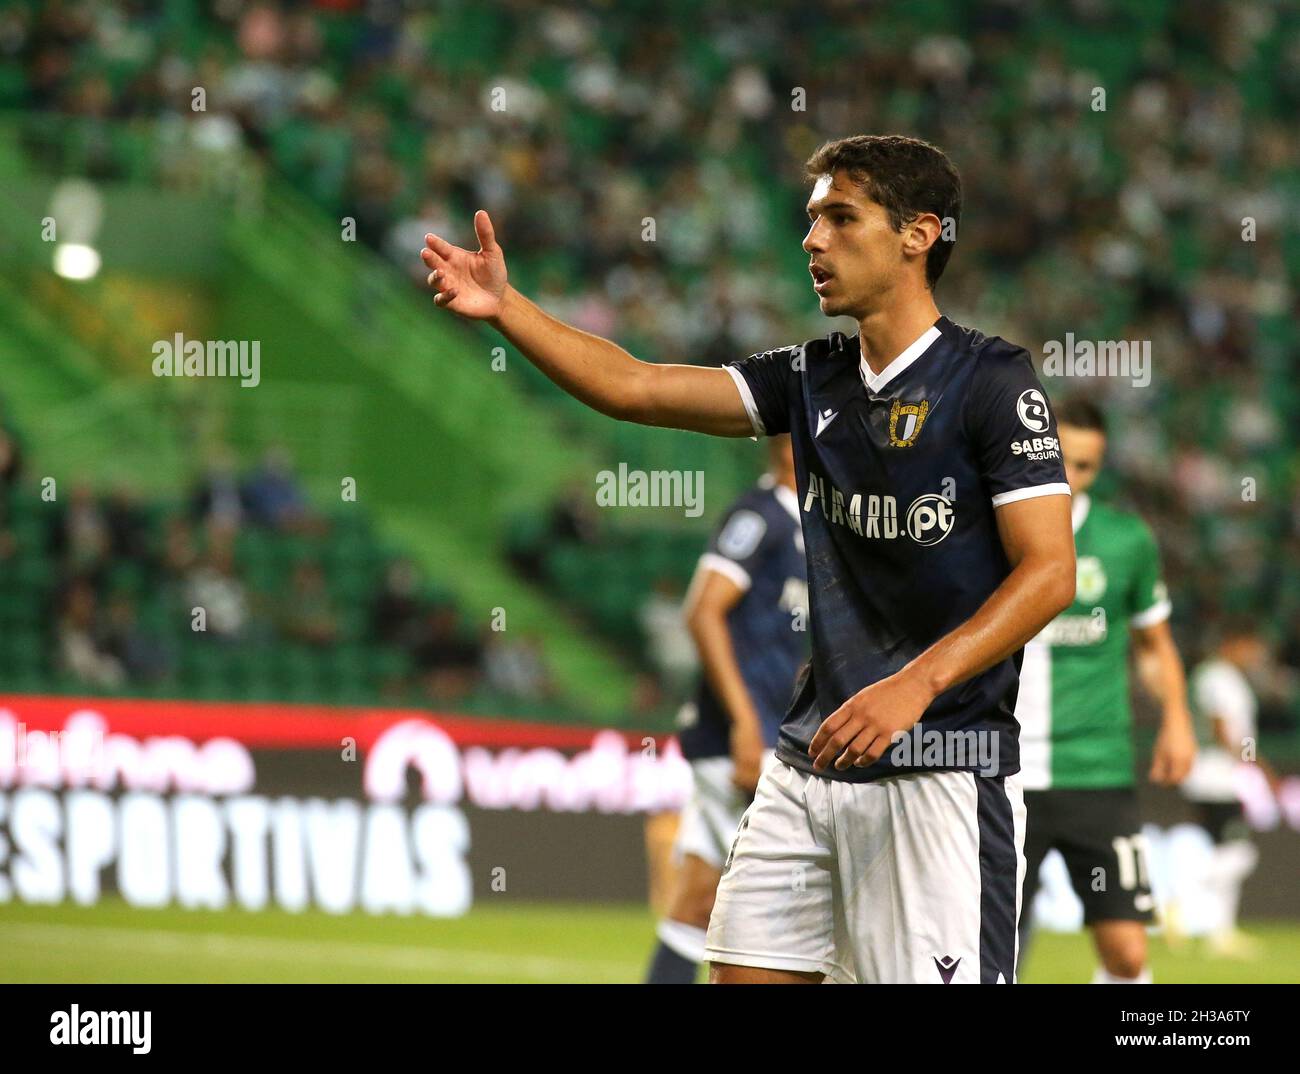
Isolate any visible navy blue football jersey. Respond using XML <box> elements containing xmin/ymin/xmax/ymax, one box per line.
<box><xmin>723</xmin><ymin>315</ymin><xmax>1070</xmax><ymax>782</ymax></box>
<box><xmin>677</xmin><ymin>476</ymin><xmax>810</xmax><ymax>761</ymax></box>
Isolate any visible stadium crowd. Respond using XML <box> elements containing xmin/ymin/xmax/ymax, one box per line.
<box><xmin>0</xmin><ymin>406</ymin><xmax>556</xmax><ymax>708</ymax></box>
<box><xmin>0</xmin><ymin>0</ymin><xmax>1296</xmax><ymax>729</ymax></box>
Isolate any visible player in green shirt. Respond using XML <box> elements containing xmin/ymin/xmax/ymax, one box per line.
<box><xmin>1015</xmin><ymin>398</ymin><xmax>1197</xmax><ymax>983</ymax></box>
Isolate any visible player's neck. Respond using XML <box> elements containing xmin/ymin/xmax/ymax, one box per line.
<box><xmin>856</xmin><ymin>292</ymin><xmax>942</xmax><ymax>376</ymax></box>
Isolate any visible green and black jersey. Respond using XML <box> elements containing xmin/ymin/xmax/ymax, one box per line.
<box><xmin>1016</xmin><ymin>494</ymin><xmax>1169</xmax><ymax>790</ymax></box>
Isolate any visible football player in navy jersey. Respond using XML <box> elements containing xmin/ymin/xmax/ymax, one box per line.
<box><xmin>421</xmin><ymin>134</ymin><xmax>1076</xmax><ymax>984</ymax></box>
<box><xmin>645</xmin><ymin>435</ymin><xmax>808</xmax><ymax>983</ymax></box>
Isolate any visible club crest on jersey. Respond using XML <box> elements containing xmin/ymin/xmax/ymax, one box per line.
<box><xmin>888</xmin><ymin>399</ymin><xmax>929</xmax><ymax>447</ymax></box>
<box><xmin>1076</xmin><ymin>555</ymin><xmax>1107</xmax><ymax>602</ymax></box>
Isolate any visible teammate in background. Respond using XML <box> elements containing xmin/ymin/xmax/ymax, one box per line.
<box><xmin>1177</xmin><ymin>622</ymin><xmax>1274</xmax><ymax>957</ymax></box>
<box><xmin>1015</xmin><ymin>398</ymin><xmax>1197</xmax><ymax>984</ymax></box>
<box><xmin>645</xmin><ymin>435</ymin><xmax>808</xmax><ymax>983</ymax></box>
<box><xmin>421</xmin><ymin>135</ymin><xmax>1077</xmax><ymax>983</ymax></box>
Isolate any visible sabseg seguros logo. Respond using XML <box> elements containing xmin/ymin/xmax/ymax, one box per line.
<box><xmin>1016</xmin><ymin>388</ymin><xmax>1051</xmax><ymax>432</ymax></box>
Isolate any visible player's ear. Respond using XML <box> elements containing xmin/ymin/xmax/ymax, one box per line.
<box><xmin>902</xmin><ymin>212</ymin><xmax>942</xmax><ymax>259</ymax></box>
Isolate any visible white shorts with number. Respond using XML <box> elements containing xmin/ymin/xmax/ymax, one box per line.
<box><xmin>674</xmin><ymin>751</ymin><xmax>777</xmax><ymax>869</ymax></box>
<box><xmin>704</xmin><ymin>757</ymin><xmax>1027</xmax><ymax>984</ymax></box>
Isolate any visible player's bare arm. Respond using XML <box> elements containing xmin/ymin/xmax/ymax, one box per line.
<box><xmin>809</xmin><ymin>493</ymin><xmax>1075</xmax><ymax>771</ymax></box>
<box><xmin>421</xmin><ymin>212</ymin><xmax>753</xmax><ymax>436</ymax></box>
<box><xmin>684</xmin><ymin>568</ymin><xmax>766</xmax><ymax>795</ymax></box>
<box><xmin>1132</xmin><ymin>620</ymin><xmax>1197</xmax><ymax>785</ymax></box>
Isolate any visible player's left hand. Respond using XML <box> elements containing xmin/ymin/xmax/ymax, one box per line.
<box><xmin>1149</xmin><ymin>711</ymin><xmax>1196</xmax><ymax>786</ymax></box>
<box><xmin>809</xmin><ymin>669</ymin><xmax>935</xmax><ymax>772</ymax></box>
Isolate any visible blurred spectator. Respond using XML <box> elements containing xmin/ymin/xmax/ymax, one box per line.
<box><xmin>508</xmin><ymin>480</ymin><xmax>601</xmax><ymax>582</ymax></box>
<box><xmin>371</xmin><ymin>558</ymin><xmax>424</xmax><ymax>648</ymax></box>
<box><xmin>546</xmin><ymin>482</ymin><xmax>601</xmax><ymax>546</ymax></box>
<box><xmin>385</xmin><ymin>196</ymin><xmax>454</xmax><ymax>282</ymax></box>
<box><xmin>104</xmin><ymin>482</ymin><xmax>151</xmax><ymax>563</ymax></box>
<box><xmin>411</xmin><ymin>602</ymin><xmax>483</xmax><ymax>703</ymax></box>
<box><xmin>160</xmin><ymin>514</ymin><xmax>199</xmax><ymax>579</ymax></box>
<box><xmin>484</xmin><ymin>631</ymin><xmax>554</xmax><ymax>702</ymax></box>
<box><xmin>279</xmin><ymin>560</ymin><xmax>340</xmax><ymax>647</ymax></box>
<box><xmin>190</xmin><ymin>450</ymin><xmax>246</xmax><ymax>533</ymax></box>
<box><xmin>56</xmin><ymin>578</ymin><xmax>124</xmax><ymax>689</ymax></box>
<box><xmin>638</xmin><ymin>575</ymin><xmax>697</xmax><ymax>694</ymax></box>
<box><xmin>185</xmin><ymin>535</ymin><xmax>250</xmax><ymax>640</ymax></box>
<box><xmin>53</xmin><ymin>480</ymin><xmax>110</xmax><ymax>578</ymax></box>
<box><xmin>242</xmin><ymin>446</ymin><xmax>320</xmax><ymax>533</ymax></box>
<box><xmin>102</xmin><ymin>591</ymin><xmax>173</xmax><ymax>683</ymax></box>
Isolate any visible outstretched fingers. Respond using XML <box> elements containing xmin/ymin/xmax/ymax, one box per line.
<box><xmin>473</xmin><ymin>210</ymin><xmax>497</xmax><ymax>252</ymax></box>
<box><xmin>425</xmin><ymin>259</ymin><xmax>457</xmax><ymax>307</ymax></box>
<box><xmin>424</xmin><ymin>233</ymin><xmax>455</xmax><ymax>260</ymax></box>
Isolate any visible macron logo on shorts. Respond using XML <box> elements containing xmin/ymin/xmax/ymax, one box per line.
<box><xmin>933</xmin><ymin>955</ymin><xmax>960</xmax><ymax>984</ymax></box>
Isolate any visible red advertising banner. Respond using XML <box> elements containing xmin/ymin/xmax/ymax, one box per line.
<box><xmin>1</xmin><ymin>694</ymin><xmax>1296</xmax><ymax>922</ymax></box>
<box><xmin>0</xmin><ymin>694</ymin><xmax>691</xmax><ymax>917</ymax></box>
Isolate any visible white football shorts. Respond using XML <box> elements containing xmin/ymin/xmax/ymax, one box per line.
<box><xmin>704</xmin><ymin>757</ymin><xmax>1026</xmax><ymax>983</ymax></box>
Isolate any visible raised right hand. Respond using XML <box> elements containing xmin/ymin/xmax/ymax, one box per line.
<box><xmin>420</xmin><ymin>210</ymin><xmax>508</xmax><ymax>321</ymax></box>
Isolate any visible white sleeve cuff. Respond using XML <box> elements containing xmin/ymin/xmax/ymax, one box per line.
<box><xmin>698</xmin><ymin>552</ymin><xmax>752</xmax><ymax>592</ymax></box>
<box><xmin>991</xmin><ymin>483</ymin><xmax>1073</xmax><ymax>508</ymax></box>
<box><xmin>724</xmin><ymin>364</ymin><xmax>765</xmax><ymax>438</ymax></box>
<box><xmin>1130</xmin><ymin>599</ymin><xmax>1172</xmax><ymax>628</ymax></box>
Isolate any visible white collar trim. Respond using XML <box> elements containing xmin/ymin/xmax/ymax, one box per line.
<box><xmin>1072</xmin><ymin>492</ymin><xmax>1090</xmax><ymax>534</ymax></box>
<box><xmin>858</xmin><ymin>324</ymin><xmax>942</xmax><ymax>394</ymax></box>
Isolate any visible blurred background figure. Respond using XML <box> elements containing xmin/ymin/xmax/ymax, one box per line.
<box><xmin>242</xmin><ymin>446</ymin><xmax>320</xmax><ymax>535</ymax></box>
<box><xmin>279</xmin><ymin>560</ymin><xmax>341</xmax><ymax>647</ymax></box>
<box><xmin>56</xmin><ymin>577</ymin><xmax>124</xmax><ymax>689</ymax></box>
<box><xmin>1175</xmin><ymin>620</ymin><xmax>1277</xmax><ymax>958</ymax></box>
<box><xmin>645</xmin><ymin>436</ymin><xmax>807</xmax><ymax>984</ymax></box>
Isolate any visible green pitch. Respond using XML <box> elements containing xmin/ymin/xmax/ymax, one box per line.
<box><xmin>0</xmin><ymin>899</ymin><xmax>1296</xmax><ymax>983</ymax></box>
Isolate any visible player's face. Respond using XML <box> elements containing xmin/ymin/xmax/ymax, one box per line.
<box><xmin>803</xmin><ymin>172</ymin><xmax>910</xmax><ymax>319</ymax></box>
<box><xmin>1059</xmin><ymin>423</ymin><xmax>1106</xmax><ymax>495</ymax></box>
